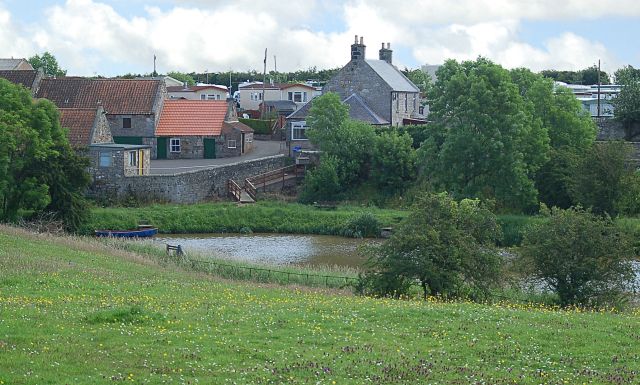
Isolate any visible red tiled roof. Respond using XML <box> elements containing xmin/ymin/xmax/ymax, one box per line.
<box><xmin>156</xmin><ymin>100</ymin><xmax>228</xmax><ymax>136</ymax></box>
<box><xmin>239</xmin><ymin>82</ymin><xmax>315</xmax><ymax>90</ymax></box>
<box><xmin>59</xmin><ymin>108</ymin><xmax>97</xmax><ymax>146</ymax></box>
<box><xmin>224</xmin><ymin>121</ymin><xmax>254</xmax><ymax>133</ymax></box>
<box><xmin>36</xmin><ymin>78</ymin><xmax>161</xmax><ymax>114</ymax></box>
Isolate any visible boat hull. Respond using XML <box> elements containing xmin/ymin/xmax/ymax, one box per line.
<box><xmin>94</xmin><ymin>228</ymin><xmax>158</xmax><ymax>238</ymax></box>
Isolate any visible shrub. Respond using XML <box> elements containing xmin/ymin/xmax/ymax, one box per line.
<box><xmin>519</xmin><ymin>206</ymin><xmax>636</xmax><ymax>308</ymax></box>
<box><xmin>342</xmin><ymin>212</ymin><xmax>381</xmax><ymax>238</ymax></box>
<box><xmin>238</xmin><ymin>118</ymin><xmax>274</xmax><ymax>135</ymax></box>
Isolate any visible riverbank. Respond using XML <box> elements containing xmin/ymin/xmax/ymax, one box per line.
<box><xmin>2</xmin><ymin>225</ymin><xmax>639</xmax><ymax>384</ymax></box>
<box><xmin>82</xmin><ymin>201</ymin><xmax>407</xmax><ymax>237</ymax></box>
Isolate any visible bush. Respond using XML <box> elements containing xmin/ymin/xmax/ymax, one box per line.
<box><xmin>238</xmin><ymin>118</ymin><xmax>274</xmax><ymax>135</ymax></box>
<box><xmin>298</xmin><ymin>155</ymin><xmax>341</xmax><ymax>204</ymax></box>
<box><xmin>520</xmin><ymin>206</ymin><xmax>636</xmax><ymax>308</ymax></box>
<box><xmin>358</xmin><ymin>193</ymin><xmax>502</xmax><ymax>300</ymax></box>
<box><xmin>342</xmin><ymin>212</ymin><xmax>381</xmax><ymax>238</ymax></box>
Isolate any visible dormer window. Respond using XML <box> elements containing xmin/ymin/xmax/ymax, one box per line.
<box><xmin>122</xmin><ymin>117</ymin><xmax>132</xmax><ymax>129</ymax></box>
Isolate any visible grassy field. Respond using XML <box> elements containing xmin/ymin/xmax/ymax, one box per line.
<box><xmin>1</xmin><ymin>225</ymin><xmax>640</xmax><ymax>384</ymax></box>
<box><xmin>81</xmin><ymin>201</ymin><xmax>407</xmax><ymax>237</ymax></box>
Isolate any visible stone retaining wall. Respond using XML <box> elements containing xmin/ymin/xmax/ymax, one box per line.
<box><xmin>90</xmin><ymin>155</ymin><xmax>287</xmax><ymax>203</ymax></box>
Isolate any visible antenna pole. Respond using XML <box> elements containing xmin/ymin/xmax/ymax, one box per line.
<box><xmin>597</xmin><ymin>59</ymin><xmax>601</xmax><ymax>118</ymax></box>
<box><xmin>261</xmin><ymin>48</ymin><xmax>267</xmax><ymax>119</ymax></box>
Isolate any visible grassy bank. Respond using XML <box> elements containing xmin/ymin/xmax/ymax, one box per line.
<box><xmin>2</xmin><ymin>226</ymin><xmax>640</xmax><ymax>384</ymax></box>
<box><xmin>82</xmin><ymin>201</ymin><xmax>407</xmax><ymax>236</ymax></box>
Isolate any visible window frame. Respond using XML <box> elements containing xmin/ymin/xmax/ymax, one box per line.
<box><xmin>170</xmin><ymin>138</ymin><xmax>181</xmax><ymax>153</ymax></box>
<box><xmin>128</xmin><ymin>150</ymin><xmax>138</xmax><ymax>167</ymax></box>
<box><xmin>291</xmin><ymin>121</ymin><xmax>309</xmax><ymax>141</ymax></box>
<box><xmin>122</xmin><ymin>117</ymin><xmax>132</xmax><ymax>129</ymax></box>
<box><xmin>228</xmin><ymin>139</ymin><xmax>237</xmax><ymax>149</ymax></box>
<box><xmin>99</xmin><ymin>151</ymin><xmax>112</xmax><ymax>167</ymax></box>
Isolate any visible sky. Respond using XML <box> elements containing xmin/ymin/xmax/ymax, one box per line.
<box><xmin>1</xmin><ymin>0</ymin><xmax>639</xmax><ymax>78</ymax></box>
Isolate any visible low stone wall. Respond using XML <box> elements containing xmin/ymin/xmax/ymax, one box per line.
<box><xmin>90</xmin><ymin>155</ymin><xmax>287</xmax><ymax>203</ymax></box>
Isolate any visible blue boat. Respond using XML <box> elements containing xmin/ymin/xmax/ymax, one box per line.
<box><xmin>94</xmin><ymin>226</ymin><xmax>158</xmax><ymax>238</ymax></box>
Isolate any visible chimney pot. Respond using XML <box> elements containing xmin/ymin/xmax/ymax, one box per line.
<box><xmin>381</xmin><ymin>42</ymin><xmax>385</xmax><ymax>49</ymax></box>
<box><xmin>360</xmin><ymin>36</ymin><xmax>364</xmax><ymax>45</ymax></box>
<box><xmin>387</xmin><ymin>42</ymin><xmax>391</xmax><ymax>49</ymax></box>
<box><xmin>355</xmin><ymin>35</ymin><xmax>358</xmax><ymax>43</ymax></box>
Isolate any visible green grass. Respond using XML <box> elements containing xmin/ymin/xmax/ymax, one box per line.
<box><xmin>81</xmin><ymin>201</ymin><xmax>407</xmax><ymax>236</ymax></box>
<box><xmin>1</xmin><ymin>225</ymin><xmax>640</xmax><ymax>384</ymax></box>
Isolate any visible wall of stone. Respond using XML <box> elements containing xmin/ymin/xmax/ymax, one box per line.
<box><xmin>108</xmin><ymin>114</ymin><xmax>157</xmax><ymax>138</ymax></box>
<box><xmin>91</xmin><ymin>112</ymin><xmax>113</xmax><ymax>144</ymax></box>
<box><xmin>89</xmin><ymin>155</ymin><xmax>287</xmax><ymax>203</ymax></box>
<box><xmin>595</xmin><ymin>118</ymin><xmax>626</xmax><ymax>140</ymax></box>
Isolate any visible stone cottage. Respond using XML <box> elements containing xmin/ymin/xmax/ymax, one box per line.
<box><xmin>36</xmin><ymin>78</ymin><xmax>166</xmax><ymax>157</ymax></box>
<box><xmin>0</xmin><ymin>58</ymin><xmax>34</xmax><ymax>70</ymax></box>
<box><xmin>323</xmin><ymin>36</ymin><xmax>422</xmax><ymax>127</ymax></box>
<box><xmin>155</xmin><ymin>98</ymin><xmax>254</xmax><ymax>159</ymax></box>
<box><xmin>0</xmin><ymin>69</ymin><xmax>44</xmax><ymax>96</ymax></box>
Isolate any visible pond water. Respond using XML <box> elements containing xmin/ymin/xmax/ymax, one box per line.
<box><xmin>152</xmin><ymin>233</ymin><xmax>378</xmax><ymax>267</ymax></box>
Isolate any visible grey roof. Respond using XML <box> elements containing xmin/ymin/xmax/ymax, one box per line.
<box><xmin>286</xmin><ymin>94</ymin><xmax>389</xmax><ymax>125</ymax></box>
<box><xmin>343</xmin><ymin>94</ymin><xmax>389</xmax><ymax>125</ymax></box>
<box><xmin>89</xmin><ymin>143</ymin><xmax>150</xmax><ymax>150</ymax></box>
<box><xmin>365</xmin><ymin>60</ymin><xmax>419</xmax><ymax>92</ymax></box>
<box><xmin>0</xmin><ymin>58</ymin><xmax>31</xmax><ymax>70</ymax></box>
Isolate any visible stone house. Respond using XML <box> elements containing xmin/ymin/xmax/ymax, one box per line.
<box><xmin>155</xmin><ymin>99</ymin><xmax>254</xmax><ymax>159</ymax></box>
<box><xmin>167</xmin><ymin>84</ymin><xmax>229</xmax><ymax>101</ymax></box>
<box><xmin>238</xmin><ymin>82</ymin><xmax>318</xmax><ymax>112</ymax></box>
<box><xmin>323</xmin><ymin>36</ymin><xmax>422</xmax><ymax>127</ymax></box>
<box><xmin>36</xmin><ymin>78</ymin><xmax>166</xmax><ymax>157</ymax></box>
<box><xmin>0</xmin><ymin>58</ymin><xmax>34</xmax><ymax>70</ymax></box>
<box><xmin>0</xmin><ymin>69</ymin><xmax>45</xmax><ymax>96</ymax></box>
<box><xmin>59</xmin><ymin>105</ymin><xmax>113</xmax><ymax>147</ymax></box>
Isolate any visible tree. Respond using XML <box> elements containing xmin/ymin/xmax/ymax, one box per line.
<box><xmin>28</xmin><ymin>52</ymin><xmax>67</xmax><ymax>77</ymax></box>
<box><xmin>419</xmin><ymin>58</ymin><xmax>549</xmax><ymax>211</ymax></box>
<box><xmin>403</xmin><ymin>68</ymin><xmax>432</xmax><ymax>94</ymax></box>
<box><xmin>370</xmin><ymin>130</ymin><xmax>417</xmax><ymax>194</ymax></box>
<box><xmin>306</xmin><ymin>92</ymin><xmax>349</xmax><ymax>133</ymax></box>
<box><xmin>0</xmin><ymin>79</ymin><xmax>90</xmax><ymax>231</ymax></box>
<box><xmin>571</xmin><ymin>141</ymin><xmax>640</xmax><ymax>216</ymax></box>
<box><xmin>167</xmin><ymin>71</ymin><xmax>196</xmax><ymax>86</ymax></box>
<box><xmin>612</xmin><ymin>65</ymin><xmax>640</xmax><ymax>127</ymax></box>
<box><xmin>298</xmin><ymin>155</ymin><xmax>341</xmax><ymax>203</ymax></box>
<box><xmin>520</xmin><ymin>206</ymin><xmax>635</xmax><ymax>307</ymax></box>
<box><xmin>511</xmin><ymin>68</ymin><xmax>596</xmax><ymax>209</ymax></box>
<box><xmin>358</xmin><ymin>193</ymin><xmax>502</xmax><ymax>300</ymax></box>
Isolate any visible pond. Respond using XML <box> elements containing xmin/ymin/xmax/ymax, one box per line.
<box><xmin>152</xmin><ymin>233</ymin><xmax>379</xmax><ymax>268</ymax></box>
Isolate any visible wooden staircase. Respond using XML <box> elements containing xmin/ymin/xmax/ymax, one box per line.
<box><xmin>228</xmin><ymin>164</ymin><xmax>305</xmax><ymax>203</ymax></box>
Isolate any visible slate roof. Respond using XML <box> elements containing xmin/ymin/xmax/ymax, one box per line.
<box><xmin>156</xmin><ymin>100</ymin><xmax>228</xmax><ymax>136</ymax></box>
<box><xmin>343</xmin><ymin>94</ymin><xmax>389</xmax><ymax>125</ymax></box>
<box><xmin>0</xmin><ymin>58</ymin><xmax>32</xmax><ymax>70</ymax></box>
<box><xmin>59</xmin><ymin>108</ymin><xmax>98</xmax><ymax>147</ymax></box>
<box><xmin>286</xmin><ymin>94</ymin><xmax>389</xmax><ymax>125</ymax></box>
<box><xmin>365</xmin><ymin>60</ymin><xmax>419</xmax><ymax>92</ymax></box>
<box><xmin>0</xmin><ymin>70</ymin><xmax>38</xmax><ymax>89</ymax></box>
<box><xmin>36</xmin><ymin>78</ymin><xmax>162</xmax><ymax>114</ymax></box>
<box><xmin>224</xmin><ymin>121</ymin><xmax>254</xmax><ymax>133</ymax></box>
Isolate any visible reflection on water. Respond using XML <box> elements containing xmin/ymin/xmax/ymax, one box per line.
<box><xmin>153</xmin><ymin>233</ymin><xmax>378</xmax><ymax>267</ymax></box>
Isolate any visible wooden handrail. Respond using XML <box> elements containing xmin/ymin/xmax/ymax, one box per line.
<box><xmin>244</xmin><ymin>179</ymin><xmax>257</xmax><ymax>201</ymax></box>
<box><xmin>227</xmin><ymin>179</ymin><xmax>242</xmax><ymax>201</ymax></box>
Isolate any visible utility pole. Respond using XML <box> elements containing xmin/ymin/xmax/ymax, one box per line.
<box><xmin>261</xmin><ymin>48</ymin><xmax>267</xmax><ymax>119</ymax></box>
<box><xmin>153</xmin><ymin>54</ymin><xmax>157</xmax><ymax>77</ymax></box>
<box><xmin>597</xmin><ymin>59</ymin><xmax>601</xmax><ymax>118</ymax></box>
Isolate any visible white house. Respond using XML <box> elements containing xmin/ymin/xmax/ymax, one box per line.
<box><xmin>237</xmin><ymin>81</ymin><xmax>317</xmax><ymax>111</ymax></box>
<box><xmin>556</xmin><ymin>81</ymin><xmax>620</xmax><ymax>118</ymax></box>
<box><xmin>167</xmin><ymin>84</ymin><xmax>229</xmax><ymax>101</ymax></box>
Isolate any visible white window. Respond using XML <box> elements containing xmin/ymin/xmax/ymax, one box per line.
<box><xmin>216</xmin><ymin>94</ymin><xmax>221</xmax><ymax>100</ymax></box>
<box><xmin>170</xmin><ymin>138</ymin><xmax>181</xmax><ymax>153</ymax></box>
<box><xmin>288</xmin><ymin>91</ymin><xmax>307</xmax><ymax>103</ymax></box>
<box><xmin>206</xmin><ymin>94</ymin><xmax>216</xmax><ymax>100</ymax></box>
<box><xmin>251</xmin><ymin>92</ymin><xmax>263</xmax><ymax>101</ymax></box>
<box><xmin>228</xmin><ymin>139</ymin><xmax>237</xmax><ymax>149</ymax></box>
<box><xmin>99</xmin><ymin>152</ymin><xmax>112</xmax><ymax>167</ymax></box>
<box><xmin>128</xmin><ymin>151</ymin><xmax>138</xmax><ymax>167</ymax></box>
<box><xmin>291</xmin><ymin>121</ymin><xmax>308</xmax><ymax>140</ymax></box>
<box><xmin>200</xmin><ymin>94</ymin><xmax>206</xmax><ymax>100</ymax></box>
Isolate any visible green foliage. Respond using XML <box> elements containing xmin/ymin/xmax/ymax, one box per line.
<box><xmin>359</xmin><ymin>193</ymin><xmax>502</xmax><ymax>300</ymax></box>
<box><xmin>167</xmin><ymin>71</ymin><xmax>196</xmax><ymax>86</ymax></box>
<box><xmin>420</xmin><ymin>58</ymin><xmax>549</xmax><ymax>211</ymax></box>
<box><xmin>298</xmin><ymin>155</ymin><xmax>341</xmax><ymax>204</ymax></box>
<box><xmin>0</xmin><ymin>79</ymin><xmax>90</xmax><ymax>230</ymax></box>
<box><xmin>27</xmin><ymin>51</ymin><xmax>67</xmax><ymax>77</ymax></box>
<box><xmin>403</xmin><ymin>68</ymin><xmax>432</xmax><ymax>94</ymax></box>
<box><xmin>612</xmin><ymin>65</ymin><xmax>640</xmax><ymax>126</ymax></box>
<box><xmin>571</xmin><ymin>141</ymin><xmax>640</xmax><ymax>216</ymax></box>
<box><xmin>520</xmin><ymin>206</ymin><xmax>635</xmax><ymax>308</ymax></box>
<box><xmin>238</xmin><ymin>118</ymin><xmax>274</xmax><ymax>134</ymax></box>
<box><xmin>370</xmin><ymin>130</ymin><xmax>417</xmax><ymax>194</ymax></box>
<box><xmin>306</xmin><ymin>92</ymin><xmax>349</xmax><ymax>133</ymax></box>
<box><xmin>540</xmin><ymin>66</ymin><xmax>610</xmax><ymax>85</ymax></box>
<box><xmin>342</xmin><ymin>212</ymin><xmax>381</xmax><ymax>238</ymax></box>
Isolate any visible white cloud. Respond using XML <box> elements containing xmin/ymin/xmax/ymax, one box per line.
<box><xmin>0</xmin><ymin>0</ymin><xmax>634</xmax><ymax>76</ymax></box>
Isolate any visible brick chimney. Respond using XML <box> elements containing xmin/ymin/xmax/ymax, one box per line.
<box><xmin>379</xmin><ymin>42</ymin><xmax>392</xmax><ymax>64</ymax></box>
<box><xmin>351</xmin><ymin>35</ymin><xmax>366</xmax><ymax>61</ymax></box>
<box><xmin>224</xmin><ymin>97</ymin><xmax>238</xmax><ymax>123</ymax></box>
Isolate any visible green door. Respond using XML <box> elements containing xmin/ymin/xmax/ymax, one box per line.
<box><xmin>157</xmin><ymin>137</ymin><xmax>167</xmax><ymax>159</ymax></box>
<box><xmin>204</xmin><ymin>138</ymin><xmax>216</xmax><ymax>159</ymax></box>
<box><xmin>113</xmin><ymin>136</ymin><xmax>143</xmax><ymax>145</ymax></box>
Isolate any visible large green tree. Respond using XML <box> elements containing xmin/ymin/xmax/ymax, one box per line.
<box><xmin>419</xmin><ymin>58</ymin><xmax>549</xmax><ymax>211</ymax></box>
<box><xmin>511</xmin><ymin>68</ymin><xmax>596</xmax><ymax>208</ymax></box>
<box><xmin>28</xmin><ymin>52</ymin><xmax>67</xmax><ymax>77</ymax></box>
<box><xmin>167</xmin><ymin>71</ymin><xmax>196</xmax><ymax>86</ymax></box>
<box><xmin>0</xmin><ymin>79</ymin><xmax>90</xmax><ymax>231</ymax></box>
<box><xmin>612</xmin><ymin>65</ymin><xmax>640</xmax><ymax>127</ymax></box>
